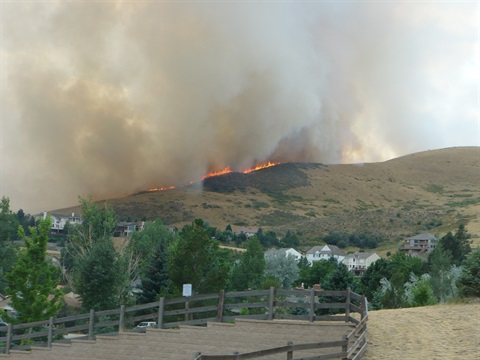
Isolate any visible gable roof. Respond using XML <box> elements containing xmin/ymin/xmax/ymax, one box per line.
<box><xmin>306</xmin><ymin>245</ymin><xmax>346</xmax><ymax>256</ymax></box>
<box><xmin>344</xmin><ymin>252</ymin><xmax>377</xmax><ymax>260</ymax></box>
<box><xmin>406</xmin><ymin>233</ymin><xmax>437</xmax><ymax>241</ymax></box>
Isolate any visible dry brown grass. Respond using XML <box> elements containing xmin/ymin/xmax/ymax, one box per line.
<box><xmin>364</xmin><ymin>301</ymin><xmax>480</xmax><ymax>359</ymax></box>
<box><xmin>56</xmin><ymin>147</ymin><xmax>480</xmax><ymax>251</ymax></box>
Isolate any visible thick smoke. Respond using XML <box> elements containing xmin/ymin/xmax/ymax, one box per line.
<box><xmin>1</xmin><ymin>2</ymin><xmax>478</xmax><ymax>212</ymax></box>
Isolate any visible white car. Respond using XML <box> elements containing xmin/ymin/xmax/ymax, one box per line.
<box><xmin>136</xmin><ymin>321</ymin><xmax>157</xmax><ymax>328</ymax></box>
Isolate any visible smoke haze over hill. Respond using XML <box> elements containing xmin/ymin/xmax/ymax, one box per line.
<box><xmin>1</xmin><ymin>2</ymin><xmax>478</xmax><ymax>212</ymax></box>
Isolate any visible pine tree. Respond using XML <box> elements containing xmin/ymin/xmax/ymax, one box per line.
<box><xmin>5</xmin><ymin>216</ymin><xmax>62</xmax><ymax>323</ymax></box>
<box><xmin>138</xmin><ymin>242</ymin><xmax>170</xmax><ymax>303</ymax></box>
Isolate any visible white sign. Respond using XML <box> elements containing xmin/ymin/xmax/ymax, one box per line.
<box><xmin>183</xmin><ymin>284</ymin><xmax>192</xmax><ymax>297</ymax></box>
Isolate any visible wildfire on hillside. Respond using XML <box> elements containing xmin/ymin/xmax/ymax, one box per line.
<box><xmin>148</xmin><ymin>161</ymin><xmax>280</xmax><ymax>192</ymax></box>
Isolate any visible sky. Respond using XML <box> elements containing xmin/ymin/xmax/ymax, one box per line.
<box><xmin>0</xmin><ymin>1</ymin><xmax>479</xmax><ymax>213</ymax></box>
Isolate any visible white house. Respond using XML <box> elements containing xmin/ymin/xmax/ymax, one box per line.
<box><xmin>306</xmin><ymin>245</ymin><xmax>346</xmax><ymax>264</ymax></box>
<box><xmin>36</xmin><ymin>212</ymin><xmax>82</xmax><ymax>233</ymax></box>
<box><xmin>342</xmin><ymin>252</ymin><xmax>380</xmax><ymax>276</ymax></box>
<box><xmin>265</xmin><ymin>248</ymin><xmax>303</xmax><ymax>261</ymax></box>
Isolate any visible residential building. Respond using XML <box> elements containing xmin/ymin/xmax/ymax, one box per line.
<box><xmin>306</xmin><ymin>245</ymin><xmax>346</xmax><ymax>264</ymax></box>
<box><xmin>265</xmin><ymin>248</ymin><xmax>303</xmax><ymax>261</ymax></box>
<box><xmin>114</xmin><ymin>221</ymin><xmax>145</xmax><ymax>237</ymax></box>
<box><xmin>35</xmin><ymin>212</ymin><xmax>82</xmax><ymax>233</ymax></box>
<box><xmin>399</xmin><ymin>233</ymin><xmax>438</xmax><ymax>254</ymax></box>
<box><xmin>342</xmin><ymin>252</ymin><xmax>380</xmax><ymax>276</ymax></box>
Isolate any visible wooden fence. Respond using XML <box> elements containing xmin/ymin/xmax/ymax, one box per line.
<box><xmin>0</xmin><ymin>287</ymin><xmax>368</xmax><ymax>359</ymax></box>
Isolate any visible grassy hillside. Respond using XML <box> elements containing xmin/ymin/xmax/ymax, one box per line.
<box><xmin>55</xmin><ymin>147</ymin><xmax>480</xmax><ymax>252</ymax></box>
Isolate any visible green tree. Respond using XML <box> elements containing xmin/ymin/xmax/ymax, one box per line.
<box><xmin>321</xmin><ymin>263</ymin><xmax>356</xmax><ymax>291</ymax></box>
<box><xmin>264</xmin><ymin>253</ymin><xmax>299</xmax><ymax>289</ymax></box>
<box><xmin>73</xmin><ymin>239</ymin><xmax>129</xmax><ymax>310</ymax></box>
<box><xmin>127</xmin><ymin>220</ymin><xmax>177</xmax><ymax>278</ymax></box>
<box><xmin>168</xmin><ymin>219</ymin><xmax>228</xmax><ymax>295</ymax></box>
<box><xmin>298</xmin><ymin>258</ymin><xmax>337</xmax><ymax>288</ymax></box>
<box><xmin>404</xmin><ymin>274</ymin><xmax>437</xmax><ymax>307</ymax></box>
<box><xmin>0</xmin><ymin>196</ymin><xmax>19</xmax><ymax>242</ymax></box>
<box><xmin>229</xmin><ymin>236</ymin><xmax>265</xmax><ymax>291</ymax></box>
<box><xmin>458</xmin><ymin>247</ymin><xmax>480</xmax><ymax>297</ymax></box>
<box><xmin>65</xmin><ymin>197</ymin><xmax>132</xmax><ymax>310</ymax></box>
<box><xmin>65</xmin><ymin>197</ymin><xmax>117</xmax><ymax>261</ymax></box>
<box><xmin>138</xmin><ymin>241</ymin><xmax>170</xmax><ymax>303</ymax></box>
<box><xmin>5</xmin><ymin>216</ymin><xmax>62</xmax><ymax>323</ymax></box>
<box><xmin>439</xmin><ymin>225</ymin><xmax>472</xmax><ymax>266</ymax></box>
<box><xmin>359</xmin><ymin>258</ymin><xmax>394</xmax><ymax>301</ymax></box>
<box><xmin>429</xmin><ymin>246</ymin><xmax>458</xmax><ymax>302</ymax></box>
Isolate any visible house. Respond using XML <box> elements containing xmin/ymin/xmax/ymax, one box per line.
<box><xmin>342</xmin><ymin>252</ymin><xmax>380</xmax><ymax>276</ymax></box>
<box><xmin>399</xmin><ymin>233</ymin><xmax>438</xmax><ymax>254</ymax></box>
<box><xmin>306</xmin><ymin>245</ymin><xmax>346</xmax><ymax>264</ymax></box>
<box><xmin>234</xmin><ymin>228</ymin><xmax>258</xmax><ymax>238</ymax></box>
<box><xmin>35</xmin><ymin>212</ymin><xmax>82</xmax><ymax>233</ymax></box>
<box><xmin>265</xmin><ymin>248</ymin><xmax>303</xmax><ymax>261</ymax></box>
<box><xmin>114</xmin><ymin>221</ymin><xmax>145</xmax><ymax>237</ymax></box>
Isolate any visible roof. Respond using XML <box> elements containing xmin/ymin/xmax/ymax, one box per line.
<box><xmin>306</xmin><ymin>245</ymin><xmax>346</xmax><ymax>256</ymax></box>
<box><xmin>265</xmin><ymin>248</ymin><xmax>302</xmax><ymax>256</ymax></box>
<box><xmin>406</xmin><ymin>233</ymin><xmax>437</xmax><ymax>241</ymax></box>
<box><xmin>344</xmin><ymin>252</ymin><xmax>377</xmax><ymax>260</ymax></box>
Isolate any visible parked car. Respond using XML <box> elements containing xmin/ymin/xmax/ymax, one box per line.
<box><xmin>136</xmin><ymin>321</ymin><xmax>157</xmax><ymax>328</ymax></box>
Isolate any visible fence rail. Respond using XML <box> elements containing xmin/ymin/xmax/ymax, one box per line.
<box><xmin>0</xmin><ymin>287</ymin><xmax>368</xmax><ymax>359</ymax></box>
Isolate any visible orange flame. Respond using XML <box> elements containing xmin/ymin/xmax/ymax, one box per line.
<box><xmin>200</xmin><ymin>166</ymin><xmax>233</xmax><ymax>180</ymax></box>
<box><xmin>243</xmin><ymin>161</ymin><xmax>280</xmax><ymax>174</ymax></box>
<box><xmin>147</xmin><ymin>162</ymin><xmax>280</xmax><ymax>192</ymax></box>
<box><xmin>148</xmin><ymin>185</ymin><xmax>176</xmax><ymax>192</ymax></box>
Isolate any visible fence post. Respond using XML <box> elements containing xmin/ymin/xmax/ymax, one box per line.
<box><xmin>287</xmin><ymin>341</ymin><xmax>293</xmax><ymax>360</ymax></box>
<box><xmin>345</xmin><ymin>287</ymin><xmax>351</xmax><ymax>323</ymax></box>
<box><xmin>217</xmin><ymin>289</ymin><xmax>225</xmax><ymax>322</ymax></box>
<box><xmin>360</xmin><ymin>295</ymin><xmax>367</xmax><ymax>318</ymax></box>
<box><xmin>268</xmin><ymin>287</ymin><xmax>275</xmax><ymax>320</ymax></box>
<box><xmin>88</xmin><ymin>309</ymin><xmax>95</xmax><ymax>340</ymax></box>
<box><xmin>157</xmin><ymin>297</ymin><xmax>165</xmax><ymax>329</ymax></box>
<box><xmin>5</xmin><ymin>323</ymin><xmax>12</xmax><ymax>354</ymax></box>
<box><xmin>341</xmin><ymin>334</ymin><xmax>348</xmax><ymax>360</ymax></box>
<box><xmin>47</xmin><ymin>316</ymin><xmax>54</xmax><ymax>348</ymax></box>
<box><xmin>119</xmin><ymin>305</ymin><xmax>125</xmax><ymax>333</ymax></box>
<box><xmin>309</xmin><ymin>288</ymin><xmax>315</xmax><ymax>322</ymax></box>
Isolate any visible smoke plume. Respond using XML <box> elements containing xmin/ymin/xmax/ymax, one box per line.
<box><xmin>1</xmin><ymin>1</ymin><xmax>478</xmax><ymax>212</ymax></box>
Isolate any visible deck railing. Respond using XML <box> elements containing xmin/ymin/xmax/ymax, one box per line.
<box><xmin>0</xmin><ymin>287</ymin><xmax>368</xmax><ymax>359</ymax></box>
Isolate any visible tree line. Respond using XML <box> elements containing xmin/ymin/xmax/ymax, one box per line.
<box><xmin>0</xmin><ymin>195</ymin><xmax>479</xmax><ymax>325</ymax></box>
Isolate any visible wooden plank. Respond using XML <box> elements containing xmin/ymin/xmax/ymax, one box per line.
<box><xmin>54</xmin><ymin>323</ymin><xmax>89</xmax><ymax>334</ymax></box>
<box><xmin>224</xmin><ymin>302</ymin><xmax>269</xmax><ymax>309</ymax></box>
<box><xmin>315</xmin><ymin>303</ymin><xmax>346</xmax><ymax>309</ymax></box>
<box><xmin>275</xmin><ymin>314</ymin><xmax>309</xmax><ymax>321</ymax></box>
<box><xmin>351</xmin><ymin>341</ymin><xmax>368</xmax><ymax>360</ymax></box>
<box><xmin>164</xmin><ymin>304</ymin><xmax>217</xmax><ymax>316</ymax></box>
<box><xmin>268</xmin><ymin>287</ymin><xmax>275</xmax><ymax>320</ymax></box>
<box><xmin>347</xmin><ymin>316</ymin><xmax>360</xmax><ymax>325</ymax></box>
<box><xmin>275</xmin><ymin>301</ymin><xmax>309</xmax><ymax>309</ymax></box>
<box><xmin>224</xmin><ymin>290</ymin><xmax>269</xmax><ymax>298</ymax></box>
<box><xmin>349</xmin><ymin>292</ymin><xmax>363</xmax><ymax>302</ymax></box>
<box><xmin>316</xmin><ymin>290</ymin><xmax>346</xmax><ymax>297</ymax></box>
<box><xmin>276</xmin><ymin>289</ymin><xmax>310</xmax><ymax>297</ymax></box>
<box><xmin>294</xmin><ymin>351</ymin><xmax>347</xmax><ymax>360</ymax></box>
<box><xmin>349</xmin><ymin>304</ymin><xmax>361</xmax><ymax>314</ymax></box>
<box><xmin>94</xmin><ymin>308</ymin><xmax>120</xmax><ymax>317</ymax></box>
<box><xmin>292</xmin><ymin>340</ymin><xmax>347</xmax><ymax>351</ymax></box>
<box><xmin>125</xmin><ymin>300</ymin><xmax>159</xmax><ymax>312</ymax></box>
<box><xmin>130</xmin><ymin>313</ymin><xmax>158</xmax><ymax>323</ymax></box>
<box><xmin>347</xmin><ymin>331</ymin><xmax>367</xmax><ymax>358</ymax></box>
<box><xmin>13</xmin><ymin>319</ymin><xmax>50</xmax><ymax>330</ymax></box>
<box><xmin>54</xmin><ymin>312</ymin><xmax>91</xmax><ymax>324</ymax></box>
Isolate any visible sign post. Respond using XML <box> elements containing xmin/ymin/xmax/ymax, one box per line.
<box><xmin>183</xmin><ymin>284</ymin><xmax>192</xmax><ymax>321</ymax></box>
